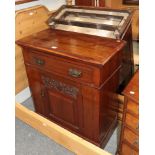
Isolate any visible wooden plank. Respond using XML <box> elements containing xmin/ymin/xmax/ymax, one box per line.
<box><xmin>15</xmin><ymin>103</ymin><xmax>111</xmax><ymax>155</ymax></box>
<box><xmin>15</xmin><ymin>5</ymin><xmax>50</xmax><ymax>40</ymax></box>
<box><xmin>15</xmin><ymin>5</ymin><xmax>52</xmax><ymax>94</ymax></box>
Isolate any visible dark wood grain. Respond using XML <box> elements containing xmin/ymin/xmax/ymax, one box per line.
<box><xmin>16</xmin><ymin>29</ymin><xmax>126</xmax><ymax>67</ymax></box>
<box><xmin>17</xmin><ymin>28</ymin><xmax>126</xmax><ymax>147</ymax></box>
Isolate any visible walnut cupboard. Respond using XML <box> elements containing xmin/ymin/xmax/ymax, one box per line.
<box><xmin>17</xmin><ymin>28</ymin><xmax>126</xmax><ymax>147</ymax></box>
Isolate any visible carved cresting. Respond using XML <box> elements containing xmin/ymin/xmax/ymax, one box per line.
<box><xmin>42</xmin><ymin>76</ymin><xmax>79</xmax><ymax>99</ymax></box>
<box><xmin>66</xmin><ymin>0</ymin><xmax>72</xmax><ymax>5</ymax></box>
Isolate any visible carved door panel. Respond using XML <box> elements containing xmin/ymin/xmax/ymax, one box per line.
<box><xmin>40</xmin><ymin>73</ymin><xmax>83</xmax><ymax>132</ymax></box>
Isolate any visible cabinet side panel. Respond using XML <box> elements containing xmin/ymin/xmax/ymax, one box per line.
<box><xmin>120</xmin><ymin>24</ymin><xmax>134</xmax><ymax>88</ymax></box>
<box><xmin>81</xmin><ymin>86</ymin><xmax>100</xmax><ymax>143</ymax></box>
<box><xmin>24</xmin><ymin>66</ymin><xmax>45</xmax><ymax>115</ymax></box>
<box><xmin>99</xmin><ymin>67</ymin><xmax>120</xmax><ymax>147</ymax></box>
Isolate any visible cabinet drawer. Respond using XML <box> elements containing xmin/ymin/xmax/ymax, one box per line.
<box><xmin>23</xmin><ymin>50</ymin><xmax>98</xmax><ymax>86</ymax></box>
<box><xmin>126</xmin><ymin>100</ymin><xmax>139</xmax><ymax>116</ymax></box>
<box><xmin>123</xmin><ymin>127</ymin><xmax>139</xmax><ymax>149</ymax></box>
<box><xmin>121</xmin><ymin>142</ymin><xmax>138</xmax><ymax>155</ymax></box>
<box><xmin>125</xmin><ymin>113</ymin><xmax>139</xmax><ymax>133</ymax></box>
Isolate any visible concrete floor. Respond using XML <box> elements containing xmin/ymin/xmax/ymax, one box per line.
<box><xmin>16</xmin><ymin>97</ymin><xmax>120</xmax><ymax>155</ymax></box>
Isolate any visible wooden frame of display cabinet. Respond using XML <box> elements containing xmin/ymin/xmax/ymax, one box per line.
<box><xmin>16</xmin><ymin>103</ymin><xmax>111</xmax><ymax>155</ymax></box>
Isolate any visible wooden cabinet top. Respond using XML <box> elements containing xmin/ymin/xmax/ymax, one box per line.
<box><xmin>16</xmin><ymin>29</ymin><xmax>125</xmax><ymax>67</ymax></box>
<box><xmin>123</xmin><ymin>70</ymin><xmax>139</xmax><ymax>103</ymax></box>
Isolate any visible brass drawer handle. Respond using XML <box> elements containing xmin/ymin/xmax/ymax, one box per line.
<box><xmin>34</xmin><ymin>58</ymin><xmax>45</xmax><ymax>66</ymax></box>
<box><xmin>68</xmin><ymin>68</ymin><xmax>82</xmax><ymax>78</ymax></box>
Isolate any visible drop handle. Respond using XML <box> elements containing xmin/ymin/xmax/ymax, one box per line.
<box><xmin>34</xmin><ymin>57</ymin><xmax>45</xmax><ymax>66</ymax></box>
<box><xmin>68</xmin><ymin>68</ymin><xmax>82</xmax><ymax>78</ymax></box>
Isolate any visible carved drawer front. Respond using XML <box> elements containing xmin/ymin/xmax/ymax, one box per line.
<box><xmin>41</xmin><ymin>74</ymin><xmax>83</xmax><ymax>131</ymax></box>
<box><xmin>24</xmin><ymin>50</ymin><xmax>98</xmax><ymax>86</ymax></box>
<box><xmin>126</xmin><ymin>100</ymin><xmax>139</xmax><ymax>116</ymax></box>
<box><xmin>121</xmin><ymin>142</ymin><xmax>138</xmax><ymax>155</ymax></box>
<box><xmin>125</xmin><ymin>113</ymin><xmax>139</xmax><ymax>133</ymax></box>
<box><xmin>123</xmin><ymin>127</ymin><xmax>139</xmax><ymax>149</ymax></box>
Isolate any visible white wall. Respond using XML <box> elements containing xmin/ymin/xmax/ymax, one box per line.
<box><xmin>15</xmin><ymin>0</ymin><xmax>66</xmax><ymax>11</ymax></box>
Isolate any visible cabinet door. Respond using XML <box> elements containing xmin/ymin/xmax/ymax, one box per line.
<box><xmin>41</xmin><ymin>73</ymin><xmax>83</xmax><ymax>132</ymax></box>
